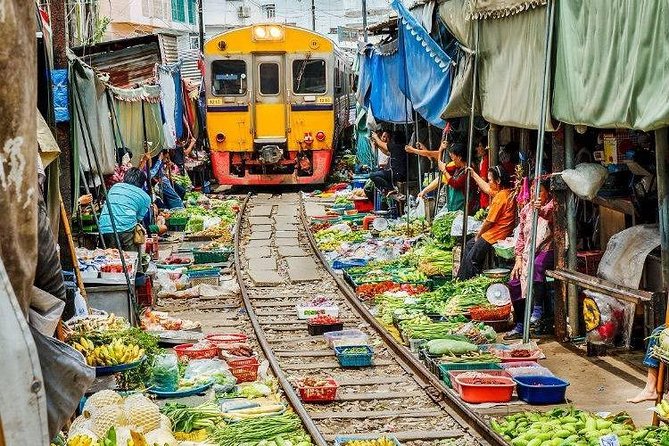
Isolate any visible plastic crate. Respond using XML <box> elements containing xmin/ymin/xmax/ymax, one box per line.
<box><xmin>193</xmin><ymin>248</ymin><xmax>232</xmax><ymax>264</ymax></box>
<box><xmin>174</xmin><ymin>343</ymin><xmax>219</xmax><ymax>360</ymax></box>
<box><xmin>335</xmin><ymin>345</ymin><xmax>373</xmax><ymax>367</ymax></box>
<box><xmin>323</xmin><ymin>329</ymin><xmax>368</xmax><ymax>348</ymax></box>
<box><xmin>223</xmin><ymin>355</ymin><xmax>258</xmax><ymax>368</ymax></box>
<box><xmin>335</xmin><ymin>435</ymin><xmax>401</xmax><ymax>446</ymax></box>
<box><xmin>449</xmin><ymin>370</ymin><xmax>512</xmax><ymax>394</ymax></box>
<box><xmin>455</xmin><ymin>375</ymin><xmax>515</xmax><ymax>404</ymax></box>
<box><xmin>514</xmin><ymin>375</ymin><xmax>569</xmax><ymax>404</ymax></box>
<box><xmin>206</xmin><ymin>333</ymin><xmax>248</xmax><ymax>343</ymax></box>
<box><xmin>296</xmin><ymin>378</ymin><xmax>338</xmax><ymax>403</ymax></box>
<box><xmin>167</xmin><ymin>216</ymin><xmax>189</xmax><ymax>231</ymax></box>
<box><xmin>420</xmin><ymin>349</ymin><xmax>442</xmax><ymax>378</ymax></box>
<box><xmin>230</xmin><ymin>362</ymin><xmax>259</xmax><ymax>383</ymax></box>
<box><xmin>332</xmin><ymin>258</ymin><xmax>368</xmax><ymax>270</ymax></box>
<box><xmin>307</xmin><ymin>321</ymin><xmax>344</xmax><ymax>336</ymax></box>
<box><xmin>341</xmin><ymin>214</ymin><xmax>366</xmax><ymax>225</ymax></box>
<box><xmin>186</xmin><ymin>267</ymin><xmax>221</xmax><ymax>278</ymax></box>
<box><xmin>438</xmin><ymin>362</ymin><xmax>502</xmax><ymax>387</ymax></box>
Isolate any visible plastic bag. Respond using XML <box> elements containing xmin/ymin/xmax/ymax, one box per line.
<box><xmin>73</xmin><ymin>290</ymin><xmax>88</xmax><ymax>317</ymax></box>
<box><xmin>29</xmin><ymin>287</ymin><xmax>65</xmax><ymax>336</ymax></box>
<box><xmin>407</xmin><ymin>197</ymin><xmax>426</xmax><ymax>219</ymax></box>
<box><xmin>151</xmin><ymin>353</ymin><xmax>180</xmax><ymax>391</ymax></box>
<box><xmin>184</xmin><ymin>358</ymin><xmax>236</xmax><ymax>392</ymax></box>
<box><xmin>583</xmin><ymin>290</ymin><xmax>634</xmax><ymax>347</ymax></box>
<box><xmin>561</xmin><ymin>163</ymin><xmax>608</xmax><ymax>200</ymax></box>
<box><xmin>450</xmin><ymin>211</ymin><xmax>482</xmax><ymax>236</ymax></box>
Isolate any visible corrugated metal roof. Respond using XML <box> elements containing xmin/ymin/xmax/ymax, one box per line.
<box><xmin>72</xmin><ymin>35</ymin><xmax>162</xmax><ymax>88</ymax></box>
<box><xmin>160</xmin><ymin>34</ymin><xmax>179</xmax><ymax>64</ymax></box>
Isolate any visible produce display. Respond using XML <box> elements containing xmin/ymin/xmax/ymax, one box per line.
<box><xmin>491</xmin><ymin>408</ymin><xmax>669</xmax><ymax>446</ymax></box>
<box><xmin>66</xmin><ymin>390</ymin><xmax>177</xmax><ymax>445</ymax></box>
<box><xmin>412</xmin><ymin>243</ymin><xmax>454</xmax><ymax>277</ymax></box>
<box><xmin>208</xmin><ymin>412</ymin><xmax>312</xmax><ymax>446</ymax></box>
<box><xmin>355</xmin><ymin>282</ymin><xmax>428</xmax><ymax>300</ymax></box>
<box><xmin>431</xmin><ymin>212</ymin><xmax>458</xmax><ymax>248</ymax></box>
<box><xmin>73</xmin><ymin>338</ymin><xmax>144</xmax><ymax>367</ymax></box>
<box><xmin>161</xmin><ymin>401</ymin><xmax>224</xmax><ymax>433</ymax></box>
<box><xmin>308</xmin><ymin>315</ymin><xmax>341</xmax><ymax>325</ymax></box>
<box><xmin>140</xmin><ymin>309</ymin><xmax>201</xmax><ymax>332</ymax></box>
<box><xmin>337</xmin><ymin>437</ymin><xmax>397</xmax><ymax>446</ymax></box>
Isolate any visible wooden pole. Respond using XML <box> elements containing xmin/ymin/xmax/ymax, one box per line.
<box><xmin>60</xmin><ymin>196</ymin><xmax>86</xmax><ymax>300</ymax></box>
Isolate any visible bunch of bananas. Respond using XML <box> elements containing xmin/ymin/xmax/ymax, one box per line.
<box><xmin>73</xmin><ymin>338</ymin><xmax>144</xmax><ymax>367</ymax></box>
<box><xmin>66</xmin><ymin>435</ymin><xmax>95</xmax><ymax>446</ymax></box>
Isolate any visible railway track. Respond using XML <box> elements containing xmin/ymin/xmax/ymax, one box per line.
<box><xmin>233</xmin><ymin>192</ymin><xmax>507</xmax><ymax>446</ymax></box>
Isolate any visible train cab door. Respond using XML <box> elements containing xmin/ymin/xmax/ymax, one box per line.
<box><xmin>252</xmin><ymin>55</ymin><xmax>287</xmax><ymax>143</ymax></box>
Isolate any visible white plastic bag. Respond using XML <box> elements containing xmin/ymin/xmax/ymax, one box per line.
<box><xmin>450</xmin><ymin>211</ymin><xmax>482</xmax><ymax>236</ymax></box>
<box><xmin>560</xmin><ymin>163</ymin><xmax>608</xmax><ymax>200</ymax></box>
<box><xmin>73</xmin><ymin>290</ymin><xmax>88</xmax><ymax>317</ymax></box>
<box><xmin>407</xmin><ymin>197</ymin><xmax>426</xmax><ymax>219</ymax></box>
<box><xmin>29</xmin><ymin>287</ymin><xmax>66</xmax><ymax>336</ymax></box>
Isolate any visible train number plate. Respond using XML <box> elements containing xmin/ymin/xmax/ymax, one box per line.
<box><xmin>317</xmin><ymin>97</ymin><xmax>333</xmax><ymax>104</ymax></box>
<box><xmin>207</xmin><ymin>98</ymin><xmax>224</xmax><ymax>106</ymax></box>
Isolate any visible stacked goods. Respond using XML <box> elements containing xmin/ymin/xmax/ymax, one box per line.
<box><xmin>412</xmin><ymin>243</ymin><xmax>454</xmax><ymax>277</ymax></box>
<box><xmin>335</xmin><ymin>437</ymin><xmax>399</xmax><ymax>446</ymax></box>
<box><xmin>315</xmin><ymin>226</ymin><xmax>368</xmax><ymax>251</ymax></box>
<box><xmin>436</xmin><ymin>276</ymin><xmax>495</xmax><ymax>316</ymax></box>
<box><xmin>140</xmin><ymin>309</ymin><xmax>200</xmax><ymax>332</ymax></box>
<box><xmin>160</xmin><ymin>402</ymin><xmax>224</xmax><ymax>434</ymax></box>
<box><xmin>208</xmin><ymin>412</ymin><xmax>313</xmax><ymax>446</ymax></box>
<box><xmin>67</xmin><ymin>390</ymin><xmax>177</xmax><ymax>445</ymax></box>
<box><xmin>431</xmin><ymin>212</ymin><xmax>458</xmax><ymax>248</ymax></box>
<box><xmin>356</xmin><ymin>282</ymin><xmax>428</xmax><ymax>300</ymax></box>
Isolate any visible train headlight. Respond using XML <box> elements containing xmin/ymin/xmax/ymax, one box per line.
<box><xmin>254</xmin><ymin>26</ymin><xmax>267</xmax><ymax>40</ymax></box>
<box><xmin>253</xmin><ymin>25</ymin><xmax>284</xmax><ymax>41</ymax></box>
<box><xmin>316</xmin><ymin>131</ymin><xmax>326</xmax><ymax>142</ymax></box>
<box><xmin>303</xmin><ymin>132</ymin><xmax>314</xmax><ymax>145</ymax></box>
<box><xmin>216</xmin><ymin>133</ymin><xmax>226</xmax><ymax>143</ymax></box>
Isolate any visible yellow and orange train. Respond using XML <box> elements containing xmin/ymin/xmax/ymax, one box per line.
<box><xmin>203</xmin><ymin>24</ymin><xmax>354</xmax><ymax>185</ymax></box>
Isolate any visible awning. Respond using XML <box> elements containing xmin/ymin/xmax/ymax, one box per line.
<box><xmin>439</xmin><ymin>0</ymin><xmax>551</xmax><ymax>130</ymax></box>
<box><xmin>552</xmin><ymin>0</ymin><xmax>669</xmax><ymax>131</ymax></box>
<box><xmin>36</xmin><ymin>110</ymin><xmax>60</xmax><ymax>167</ymax></box>
<box><xmin>357</xmin><ymin>0</ymin><xmax>453</xmax><ymax>128</ymax></box>
<box><xmin>467</xmin><ymin>0</ymin><xmax>547</xmax><ymax>20</ymax></box>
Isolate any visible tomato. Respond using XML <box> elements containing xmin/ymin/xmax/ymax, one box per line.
<box><xmin>597</xmin><ymin>320</ymin><xmax>617</xmax><ymax>341</ymax></box>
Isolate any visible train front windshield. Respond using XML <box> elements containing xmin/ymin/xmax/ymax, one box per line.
<box><xmin>293</xmin><ymin>59</ymin><xmax>326</xmax><ymax>94</ymax></box>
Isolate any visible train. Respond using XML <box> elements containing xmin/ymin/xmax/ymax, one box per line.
<box><xmin>203</xmin><ymin>24</ymin><xmax>355</xmax><ymax>185</ymax></box>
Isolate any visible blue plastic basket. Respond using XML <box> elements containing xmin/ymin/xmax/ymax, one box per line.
<box><xmin>335</xmin><ymin>345</ymin><xmax>373</xmax><ymax>367</ymax></box>
<box><xmin>514</xmin><ymin>375</ymin><xmax>569</xmax><ymax>404</ymax></box>
<box><xmin>335</xmin><ymin>434</ymin><xmax>401</xmax><ymax>446</ymax></box>
<box><xmin>332</xmin><ymin>258</ymin><xmax>368</xmax><ymax>270</ymax></box>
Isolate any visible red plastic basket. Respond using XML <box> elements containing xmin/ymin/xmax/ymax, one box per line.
<box><xmin>353</xmin><ymin>198</ymin><xmax>374</xmax><ymax>212</ymax></box>
<box><xmin>205</xmin><ymin>333</ymin><xmax>248</xmax><ymax>343</ymax></box>
<box><xmin>174</xmin><ymin>342</ymin><xmax>219</xmax><ymax>360</ymax></box>
<box><xmin>224</xmin><ymin>355</ymin><xmax>259</xmax><ymax>368</ymax></box>
<box><xmin>230</xmin><ymin>363</ymin><xmax>259</xmax><ymax>383</ymax></box>
<box><xmin>449</xmin><ymin>370</ymin><xmax>512</xmax><ymax>394</ymax></box>
<box><xmin>469</xmin><ymin>305</ymin><xmax>512</xmax><ymax>321</ymax></box>
<box><xmin>455</xmin><ymin>375</ymin><xmax>515</xmax><ymax>404</ymax></box>
<box><xmin>297</xmin><ymin>378</ymin><xmax>338</xmax><ymax>403</ymax></box>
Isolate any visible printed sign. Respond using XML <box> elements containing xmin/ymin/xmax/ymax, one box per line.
<box><xmin>207</xmin><ymin>98</ymin><xmax>224</xmax><ymax>106</ymax></box>
<box><xmin>317</xmin><ymin>96</ymin><xmax>333</xmax><ymax>104</ymax></box>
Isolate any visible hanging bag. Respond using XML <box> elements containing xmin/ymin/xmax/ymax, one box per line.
<box><xmin>133</xmin><ymin>224</ymin><xmax>147</xmax><ymax>245</ymax></box>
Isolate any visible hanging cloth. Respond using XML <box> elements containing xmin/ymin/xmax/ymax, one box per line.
<box><xmin>157</xmin><ymin>61</ymin><xmax>184</xmax><ymax>149</ymax></box>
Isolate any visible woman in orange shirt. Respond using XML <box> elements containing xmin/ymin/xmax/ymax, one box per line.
<box><xmin>457</xmin><ymin>165</ymin><xmax>516</xmax><ymax>280</ymax></box>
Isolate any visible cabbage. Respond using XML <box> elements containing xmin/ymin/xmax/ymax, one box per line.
<box><xmin>427</xmin><ymin>338</ymin><xmax>478</xmax><ymax>356</ymax></box>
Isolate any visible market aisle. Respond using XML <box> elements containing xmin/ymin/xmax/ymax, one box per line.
<box><xmin>539</xmin><ymin>342</ymin><xmax>650</xmax><ymax>424</ymax></box>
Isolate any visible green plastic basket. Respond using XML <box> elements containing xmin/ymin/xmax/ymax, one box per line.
<box><xmin>438</xmin><ymin>362</ymin><xmax>502</xmax><ymax>387</ymax></box>
<box><xmin>193</xmin><ymin>248</ymin><xmax>232</xmax><ymax>264</ymax></box>
<box><xmin>341</xmin><ymin>214</ymin><xmax>366</xmax><ymax>225</ymax></box>
<box><xmin>167</xmin><ymin>216</ymin><xmax>189</xmax><ymax>231</ymax></box>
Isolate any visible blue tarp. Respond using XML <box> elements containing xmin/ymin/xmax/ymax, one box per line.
<box><xmin>358</xmin><ymin>0</ymin><xmax>453</xmax><ymax>128</ymax></box>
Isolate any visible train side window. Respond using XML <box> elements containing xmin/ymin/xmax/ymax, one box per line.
<box><xmin>212</xmin><ymin>60</ymin><xmax>247</xmax><ymax>96</ymax></box>
<box><xmin>292</xmin><ymin>59</ymin><xmax>326</xmax><ymax>94</ymax></box>
<box><xmin>259</xmin><ymin>63</ymin><xmax>280</xmax><ymax>95</ymax></box>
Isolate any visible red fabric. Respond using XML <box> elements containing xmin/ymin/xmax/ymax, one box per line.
<box><xmin>479</xmin><ymin>153</ymin><xmax>490</xmax><ymax>208</ymax></box>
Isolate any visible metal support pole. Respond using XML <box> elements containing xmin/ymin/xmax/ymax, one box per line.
<box><xmin>462</xmin><ymin>21</ymin><xmax>479</xmax><ymax>252</ymax></box>
<box><xmin>489</xmin><ymin>123</ymin><xmax>499</xmax><ymax>167</ymax></box>
<box><xmin>523</xmin><ymin>0</ymin><xmax>555</xmax><ymax>344</ymax></box>
<box><xmin>197</xmin><ymin>0</ymin><xmax>205</xmax><ymax>52</ymax></box>
<box><xmin>564</xmin><ymin>124</ymin><xmax>579</xmax><ymax>336</ymax></box>
<box><xmin>362</xmin><ymin>0</ymin><xmax>369</xmax><ymax>42</ymax></box>
<box><xmin>311</xmin><ymin>0</ymin><xmax>316</xmax><ymax>31</ymax></box>
<box><xmin>653</xmin><ymin>127</ymin><xmax>669</xmax><ymax>426</ymax></box>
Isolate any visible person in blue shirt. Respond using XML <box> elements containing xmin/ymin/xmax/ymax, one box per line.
<box><xmin>141</xmin><ymin>150</ymin><xmax>185</xmax><ymax>210</ymax></box>
<box><xmin>98</xmin><ymin>167</ymin><xmax>152</xmax><ymax>252</ymax></box>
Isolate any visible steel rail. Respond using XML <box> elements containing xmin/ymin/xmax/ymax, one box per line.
<box><xmin>297</xmin><ymin>194</ymin><xmax>507</xmax><ymax>446</ymax></box>
<box><xmin>233</xmin><ymin>193</ymin><xmax>329</xmax><ymax>446</ymax></box>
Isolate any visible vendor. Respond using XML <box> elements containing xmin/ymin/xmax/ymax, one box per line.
<box><xmin>98</xmin><ymin>167</ymin><xmax>152</xmax><ymax>253</ymax></box>
<box><xmin>475</xmin><ymin>136</ymin><xmax>491</xmax><ymax>208</ymax></box>
<box><xmin>368</xmin><ymin>129</ymin><xmax>407</xmax><ymax>196</ymax></box>
<box><xmin>504</xmin><ymin>181</ymin><xmax>555</xmax><ymax>340</ymax></box>
<box><xmin>457</xmin><ymin>165</ymin><xmax>515</xmax><ymax>280</ymax></box>
<box><xmin>628</xmin><ymin>325</ymin><xmax>665</xmax><ymax>403</ymax></box>
<box><xmin>417</xmin><ymin>143</ymin><xmax>475</xmax><ymax>213</ymax></box>
<box><xmin>405</xmin><ymin>137</ymin><xmax>447</xmax><ymax>162</ymax></box>
<box><xmin>140</xmin><ymin>150</ymin><xmax>185</xmax><ymax>210</ymax></box>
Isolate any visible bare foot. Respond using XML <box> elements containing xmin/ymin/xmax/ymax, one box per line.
<box><xmin>627</xmin><ymin>389</ymin><xmax>658</xmax><ymax>403</ymax></box>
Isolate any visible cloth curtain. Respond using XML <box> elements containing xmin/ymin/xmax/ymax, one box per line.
<box><xmin>552</xmin><ymin>0</ymin><xmax>669</xmax><ymax>131</ymax></box>
<box><xmin>365</xmin><ymin>41</ymin><xmax>414</xmax><ymax>124</ymax></box>
<box><xmin>439</xmin><ymin>0</ymin><xmax>474</xmax><ymax>47</ymax></box>
<box><xmin>157</xmin><ymin>61</ymin><xmax>184</xmax><ymax>148</ymax></box>
<box><xmin>355</xmin><ymin>106</ymin><xmax>375</xmax><ymax>168</ymax></box>
<box><xmin>110</xmin><ymin>85</ymin><xmax>165</xmax><ymax>162</ymax></box>
<box><xmin>70</xmin><ymin>57</ymin><xmax>116</xmax><ymax>176</ymax></box>
<box><xmin>467</xmin><ymin>0</ymin><xmax>547</xmax><ymax>19</ymax></box>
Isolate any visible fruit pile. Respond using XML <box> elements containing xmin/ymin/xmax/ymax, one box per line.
<box><xmin>308</xmin><ymin>315</ymin><xmax>340</xmax><ymax>325</ymax></box>
<box><xmin>73</xmin><ymin>338</ymin><xmax>144</xmax><ymax>367</ymax></box>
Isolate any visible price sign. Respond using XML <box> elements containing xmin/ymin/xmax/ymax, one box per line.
<box><xmin>599</xmin><ymin>434</ymin><xmax>620</xmax><ymax>446</ymax></box>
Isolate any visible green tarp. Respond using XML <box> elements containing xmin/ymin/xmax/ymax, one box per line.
<box><xmin>553</xmin><ymin>0</ymin><xmax>669</xmax><ymax>131</ymax></box>
<box><xmin>467</xmin><ymin>0</ymin><xmax>547</xmax><ymax>19</ymax></box>
<box><xmin>439</xmin><ymin>0</ymin><xmax>551</xmax><ymax>130</ymax></box>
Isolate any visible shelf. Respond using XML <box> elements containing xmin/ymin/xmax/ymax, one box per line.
<box><xmin>546</xmin><ymin>267</ymin><xmax>656</xmax><ymax>305</ymax></box>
